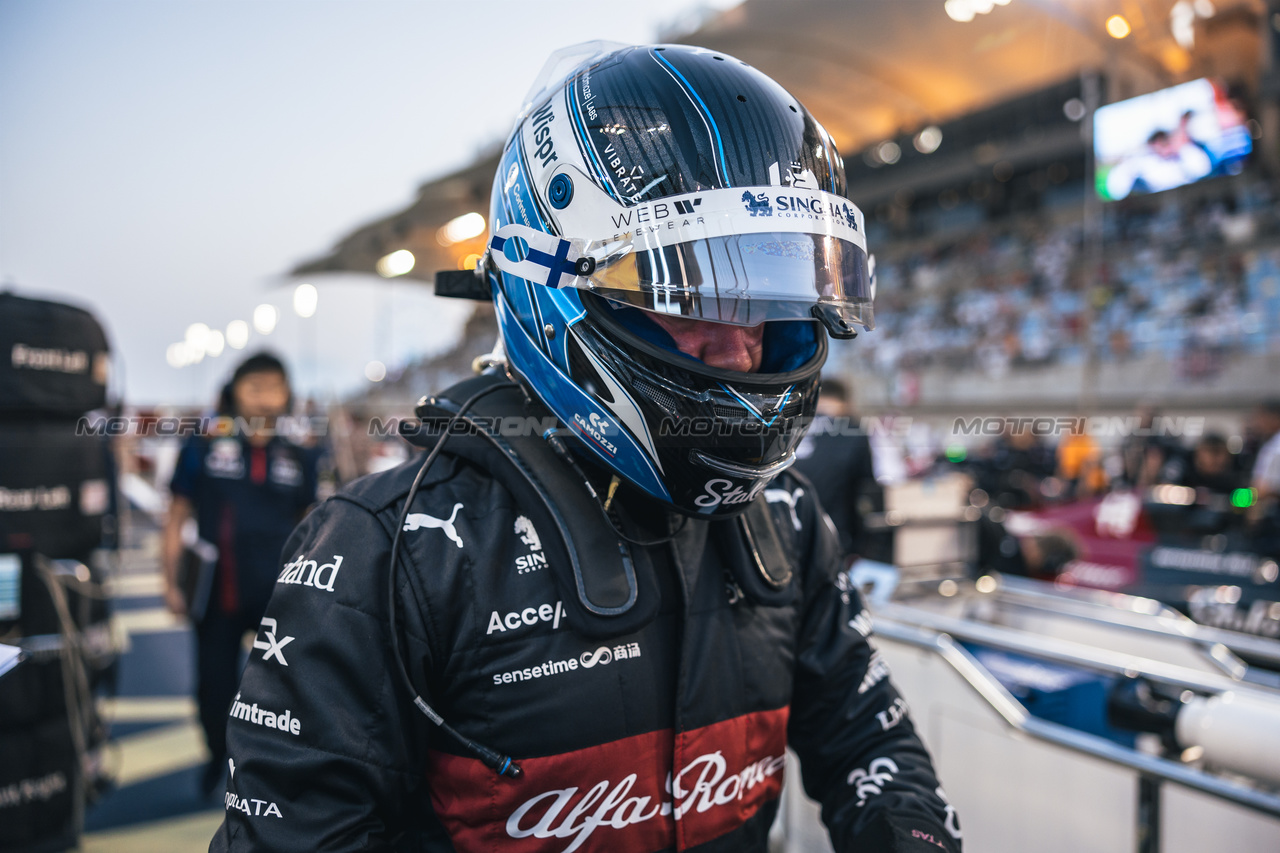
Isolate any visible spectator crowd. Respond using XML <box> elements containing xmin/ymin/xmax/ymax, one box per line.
<box><xmin>859</xmin><ymin>177</ymin><xmax>1280</xmax><ymax>379</ymax></box>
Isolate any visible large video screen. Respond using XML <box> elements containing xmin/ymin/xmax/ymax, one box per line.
<box><xmin>1094</xmin><ymin>78</ymin><xmax>1251</xmax><ymax>201</ymax></box>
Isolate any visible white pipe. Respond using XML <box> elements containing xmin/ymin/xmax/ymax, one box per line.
<box><xmin>1177</xmin><ymin>692</ymin><xmax>1280</xmax><ymax>785</ymax></box>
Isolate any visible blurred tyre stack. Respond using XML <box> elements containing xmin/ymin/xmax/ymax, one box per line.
<box><xmin>0</xmin><ymin>292</ymin><xmax>119</xmax><ymax>853</ymax></box>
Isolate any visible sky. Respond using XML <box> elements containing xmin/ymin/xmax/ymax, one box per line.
<box><xmin>0</xmin><ymin>0</ymin><xmax>735</xmax><ymax>406</ymax></box>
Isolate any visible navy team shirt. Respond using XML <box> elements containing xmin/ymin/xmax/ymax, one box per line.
<box><xmin>170</xmin><ymin>434</ymin><xmax>318</xmax><ymax>620</ymax></box>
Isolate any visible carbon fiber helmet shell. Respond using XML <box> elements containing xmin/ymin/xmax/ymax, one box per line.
<box><xmin>487</xmin><ymin>43</ymin><xmax>865</xmax><ymax>517</ymax></box>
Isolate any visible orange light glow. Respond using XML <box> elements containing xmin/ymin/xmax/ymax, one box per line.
<box><xmin>1105</xmin><ymin>14</ymin><xmax>1131</xmax><ymax>38</ymax></box>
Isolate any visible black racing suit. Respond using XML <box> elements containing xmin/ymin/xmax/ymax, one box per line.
<box><xmin>209</xmin><ymin>391</ymin><xmax>961</xmax><ymax>853</ymax></box>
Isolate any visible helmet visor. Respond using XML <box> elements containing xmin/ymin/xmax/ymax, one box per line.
<box><xmin>582</xmin><ymin>231</ymin><xmax>872</xmax><ymax>331</ymax></box>
<box><xmin>487</xmin><ymin>181</ymin><xmax>873</xmax><ymax>335</ymax></box>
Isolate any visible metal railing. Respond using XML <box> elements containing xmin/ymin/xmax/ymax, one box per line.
<box><xmin>992</xmin><ymin>575</ymin><xmax>1280</xmax><ymax>671</ymax></box>
<box><xmin>874</xmin><ymin>615</ymin><xmax>1280</xmax><ymax>821</ymax></box>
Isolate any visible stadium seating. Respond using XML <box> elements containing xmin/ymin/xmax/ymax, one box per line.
<box><xmin>855</xmin><ymin>176</ymin><xmax>1279</xmax><ymax>379</ymax></box>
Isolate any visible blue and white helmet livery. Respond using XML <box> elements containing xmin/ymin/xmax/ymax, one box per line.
<box><xmin>486</xmin><ymin>42</ymin><xmax>872</xmax><ymax>518</ymax></box>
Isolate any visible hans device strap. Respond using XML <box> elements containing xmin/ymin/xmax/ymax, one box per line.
<box><xmin>407</xmin><ymin>373</ymin><xmax>660</xmax><ymax>640</ymax></box>
<box><xmin>715</xmin><ymin>501</ymin><xmax>799</xmax><ymax>609</ymax></box>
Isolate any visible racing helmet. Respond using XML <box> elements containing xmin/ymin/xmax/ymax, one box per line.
<box><xmin>486</xmin><ymin>42</ymin><xmax>872</xmax><ymax>517</ymax></box>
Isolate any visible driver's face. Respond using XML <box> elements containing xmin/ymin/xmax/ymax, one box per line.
<box><xmin>647</xmin><ymin>314</ymin><xmax>764</xmax><ymax>373</ymax></box>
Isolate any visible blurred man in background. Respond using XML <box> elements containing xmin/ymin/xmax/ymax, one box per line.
<box><xmin>794</xmin><ymin>377</ymin><xmax>885</xmax><ymax>566</ymax></box>
<box><xmin>1117</xmin><ymin>405</ymin><xmax>1179</xmax><ymax>490</ymax></box>
<box><xmin>1249</xmin><ymin>400</ymin><xmax>1280</xmax><ymax>501</ymax></box>
<box><xmin>1158</xmin><ymin>433</ymin><xmax>1243</xmax><ymax>496</ymax></box>
<box><xmin>1056</xmin><ymin>419</ymin><xmax>1109</xmax><ymax>500</ymax></box>
<box><xmin>162</xmin><ymin>352</ymin><xmax>318</xmax><ymax>796</ymax></box>
<box><xmin>1247</xmin><ymin>401</ymin><xmax>1280</xmax><ymax>549</ymax></box>
<box><xmin>978</xmin><ymin>421</ymin><xmax>1056</xmax><ymax>508</ymax></box>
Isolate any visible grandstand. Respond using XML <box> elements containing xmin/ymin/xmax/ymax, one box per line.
<box><xmin>836</xmin><ymin>167</ymin><xmax>1280</xmax><ymax>411</ymax></box>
